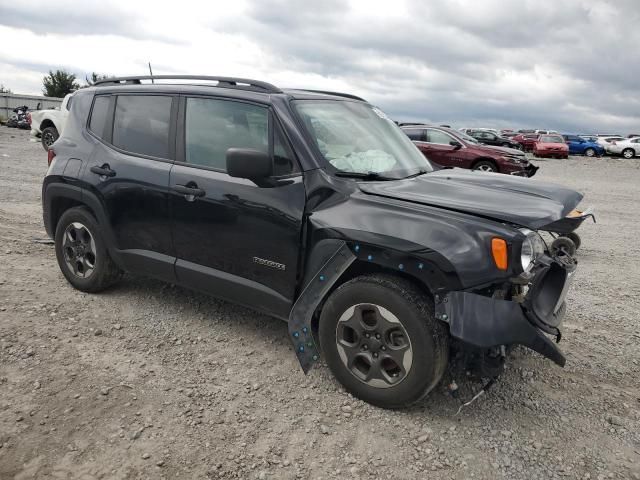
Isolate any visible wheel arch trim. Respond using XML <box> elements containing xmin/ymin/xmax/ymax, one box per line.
<box><xmin>43</xmin><ymin>183</ymin><xmax>123</xmax><ymax>268</ymax></box>
<box><xmin>289</xmin><ymin>237</ymin><xmax>461</xmax><ymax>373</ymax></box>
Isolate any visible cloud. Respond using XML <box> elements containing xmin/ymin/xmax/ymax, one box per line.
<box><xmin>0</xmin><ymin>0</ymin><xmax>638</xmax><ymax>132</ymax></box>
<box><xmin>0</xmin><ymin>1</ymin><xmax>183</xmax><ymax>43</ymax></box>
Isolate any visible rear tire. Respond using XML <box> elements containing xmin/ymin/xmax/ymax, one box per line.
<box><xmin>41</xmin><ymin>126</ymin><xmax>59</xmax><ymax>151</ymax></box>
<box><xmin>54</xmin><ymin>207</ymin><xmax>122</xmax><ymax>292</ymax></box>
<box><xmin>319</xmin><ymin>274</ymin><xmax>449</xmax><ymax>409</ymax></box>
<box><xmin>584</xmin><ymin>148</ymin><xmax>595</xmax><ymax>157</ymax></box>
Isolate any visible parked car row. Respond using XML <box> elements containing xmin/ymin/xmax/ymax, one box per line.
<box><xmin>451</xmin><ymin>128</ymin><xmax>637</xmax><ymax>158</ymax></box>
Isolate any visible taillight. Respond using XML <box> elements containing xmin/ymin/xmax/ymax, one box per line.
<box><xmin>26</xmin><ymin>112</ymin><xmax>32</xmax><ymax>125</ymax></box>
<box><xmin>47</xmin><ymin>148</ymin><xmax>56</xmax><ymax>166</ymax></box>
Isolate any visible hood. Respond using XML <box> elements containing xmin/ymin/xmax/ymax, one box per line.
<box><xmin>358</xmin><ymin>169</ymin><xmax>583</xmax><ymax>230</ymax></box>
<box><xmin>477</xmin><ymin>144</ymin><xmax>525</xmax><ymax>157</ymax></box>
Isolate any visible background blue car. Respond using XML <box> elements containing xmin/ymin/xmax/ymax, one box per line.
<box><xmin>562</xmin><ymin>134</ymin><xmax>605</xmax><ymax>157</ymax></box>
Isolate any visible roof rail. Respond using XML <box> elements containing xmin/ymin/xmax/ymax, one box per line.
<box><xmin>93</xmin><ymin>75</ymin><xmax>282</xmax><ymax>93</ymax></box>
<box><xmin>297</xmin><ymin>89</ymin><xmax>366</xmax><ymax>101</ymax></box>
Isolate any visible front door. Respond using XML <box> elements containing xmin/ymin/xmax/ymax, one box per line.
<box><xmin>423</xmin><ymin>128</ymin><xmax>463</xmax><ymax>167</ymax></box>
<box><xmin>169</xmin><ymin>96</ymin><xmax>305</xmax><ymax>319</ymax></box>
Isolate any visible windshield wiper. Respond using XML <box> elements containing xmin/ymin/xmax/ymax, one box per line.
<box><xmin>402</xmin><ymin>169</ymin><xmax>429</xmax><ymax>179</ymax></box>
<box><xmin>334</xmin><ymin>171</ymin><xmax>395</xmax><ymax>181</ymax></box>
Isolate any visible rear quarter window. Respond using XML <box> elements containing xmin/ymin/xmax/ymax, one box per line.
<box><xmin>112</xmin><ymin>95</ymin><xmax>172</xmax><ymax>159</ymax></box>
<box><xmin>88</xmin><ymin>96</ymin><xmax>111</xmax><ymax>139</ymax></box>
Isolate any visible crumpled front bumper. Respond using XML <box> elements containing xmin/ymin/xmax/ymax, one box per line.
<box><xmin>510</xmin><ymin>163</ymin><xmax>539</xmax><ymax>177</ymax></box>
<box><xmin>435</xmin><ymin>254</ymin><xmax>576</xmax><ymax>367</ymax></box>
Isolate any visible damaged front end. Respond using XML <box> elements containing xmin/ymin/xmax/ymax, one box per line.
<box><xmin>435</xmin><ymin>242</ymin><xmax>577</xmax><ymax>371</ymax></box>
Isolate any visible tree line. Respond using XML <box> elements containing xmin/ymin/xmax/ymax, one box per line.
<box><xmin>42</xmin><ymin>70</ymin><xmax>111</xmax><ymax>97</ymax></box>
<box><xmin>0</xmin><ymin>70</ymin><xmax>111</xmax><ymax>98</ymax></box>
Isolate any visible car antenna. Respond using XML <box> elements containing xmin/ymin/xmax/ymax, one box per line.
<box><xmin>148</xmin><ymin>62</ymin><xmax>154</xmax><ymax>84</ymax></box>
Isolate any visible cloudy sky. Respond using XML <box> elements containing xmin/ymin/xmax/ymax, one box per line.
<box><xmin>1</xmin><ymin>0</ymin><xmax>638</xmax><ymax>133</ymax></box>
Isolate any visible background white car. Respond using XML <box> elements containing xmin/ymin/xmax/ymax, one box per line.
<box><xmin>595</xmin><ymin>136</ymin><xmax>625</xmax><ymax>151</ymax></box>
<box><xmin>30</xmin><ymin>93</ymin><xmax>73</xmax><ymax>150</ymax></box>
<box><xmin>606</xmin><ymin>138</ymin><xmax>640</xmax><ymax>158</ymax></box>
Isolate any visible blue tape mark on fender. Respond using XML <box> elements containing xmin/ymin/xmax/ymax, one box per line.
<box><xmin>288</xmin><ymin>242</ymin><xmax>356</xmax><ymax>373</ymax></box>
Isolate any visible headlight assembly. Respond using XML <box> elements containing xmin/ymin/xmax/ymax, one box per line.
<box><xmin>519</xmin><ymin>229</ymin><xmax>545</xmax><ymax>272</ymax></box>
<box><xmin>502</xmin><ymin>155</ymin><xmax>524</xmax><ymax>164</ymax></box>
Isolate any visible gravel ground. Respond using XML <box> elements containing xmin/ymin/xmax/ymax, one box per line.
<box><xmin>0</xmin><ymin>127</ymin><xmax>639</xmax><ymax>480</ymax></box>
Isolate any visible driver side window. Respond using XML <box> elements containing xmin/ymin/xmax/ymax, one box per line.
<box><xmin>426</xmin><ymin>129</ymin><xmax>455</xmax><ymax>145</ymax></box>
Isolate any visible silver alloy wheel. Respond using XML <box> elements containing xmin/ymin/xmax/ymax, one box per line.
<box><xmin>585</xmin><ymin>148</ymin><xmax>595</xmax><ymax>157</ymax></box>
<box><xmin>622</xmin><ymin>149</ymin><xmax>634</xmax><ymax>159</ymax></box>
<box><xmin>62</xmin><ymin>222</ymin><xmax>97</xmax><ymax>278</ymax></box>
<box><xmin>335</xmin><ymin>304</ymin><xmax>413</xmax><ymax>388</ymax></box>
<box><xmin>43</xmin><ymin>131</ymin><xmax>56</xmax><ymax>147</ymax></box>
<box><xmin>475</xmin><ymin>164</ymin><xmax>494</xmax><ymax>172</ymax></box>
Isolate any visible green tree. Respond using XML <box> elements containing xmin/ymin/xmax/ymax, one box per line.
<box><xmin>42</xmin><ymin>70</ymin><xmax>79</xmax><ymax>97</ymax></box>
<box><xmin>0</xmin><ymin>84</ymin><xmax>11</xmax><ymax>93</ymax></box>
<box><xmin>84</xmin><ymin>72</ymin><xmax>111</xmax><ymax>87</ymax></box>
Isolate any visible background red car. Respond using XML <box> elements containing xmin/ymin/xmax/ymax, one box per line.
<box><xmin>512</xmin><ymin>133</ymin><xmax>540</xmax><ymax>151</ymax></box>
<box><xmin>534</xmin><ymin>134</ymin><xmax>569</xmax><ymax>159</ymax></box>
<box><xmin>402</xmin><ymin>125</ymin><xmax>538</xmax><ymax>176</ymax></box>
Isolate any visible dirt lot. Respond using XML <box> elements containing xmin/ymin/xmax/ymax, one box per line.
<box><xmin>0</xmin><ymin>126</ymin><xmax>639</xmax><ymax>480</ymax></box>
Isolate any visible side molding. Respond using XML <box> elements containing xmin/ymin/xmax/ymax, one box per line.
<box><xmin>288</xmin><ymin>242</ymin><xmax>356</xmax><ymax>373</ymax></box>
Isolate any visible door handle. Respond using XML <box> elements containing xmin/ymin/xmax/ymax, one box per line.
<box><xmin>90</xmin><ymin>164</ymin><xmax>116</xmax><ymax>177</ymax></box>
<box><xmin>172</xmin><ymin>183</ymin><xmax>206</xmax><ymax>199</ymax></box>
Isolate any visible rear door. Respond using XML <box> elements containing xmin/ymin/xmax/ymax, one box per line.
<box><xmin>169</xmin><ymin>95</ymin><xmax>305</xmax><ymax>319</ymax></box>
<box><xmin>83</xmin><ymin>93</ymin><xmax>176</xmax><ymax>282</ymax></box>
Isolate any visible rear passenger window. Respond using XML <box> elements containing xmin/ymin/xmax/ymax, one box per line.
<box><xmin>112</xmin><ymin>95</ymin><xmax>172</xmax><ymax>158</ymax></box>
<box><xmin>185</xmin><ymin>98</ymin><xmax>269</xmax><ymax>171</ymax></box>
<box><xmin>88</xmin><ymin>96</ymin><xmax>110</xmax><ymax>139</ymax></box>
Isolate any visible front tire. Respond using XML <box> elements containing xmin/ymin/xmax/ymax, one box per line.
<box><xmin>584</xmin><ymin>147</ymin><xmax>595</xmax><ymax>157</ymax></box>
<box><xmin>622</xmin><ymin>148</ymin><xmax>635</xmax><ymax>159</ymax></box>
<box><xmin>41</xmin><ymin>126</ymin><xmax>59</xmax><ymax>151</ymax></box>
<box><xmin>319</xmin><ymin>274</ymin><xmax>449</xmax><ymax>409</ymax></box>
<box><xmin>54</xmin><ymin>207</ymin><xmax>122</xmax><ymax>292</ymax></box>
<box><xmin>565</xmin><ymin>232</ymin><xmax>582</xmax><ymax>250</ymax></box>
<box><xmin>472</xmin><ymin>160</ymin><xmax>498</xmax><ymax>172</ymax></box>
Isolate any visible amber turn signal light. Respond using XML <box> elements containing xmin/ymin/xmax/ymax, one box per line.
<box><xmin>491</xmin><ymin>238</ymin><xmax>508</xmax><ymax>271</ymax></box>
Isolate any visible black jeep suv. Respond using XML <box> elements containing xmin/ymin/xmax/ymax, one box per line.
<box><xmin>43</xmin><ymin>75</ymin><xmax>582</xmax><ymax>408</ymax></box>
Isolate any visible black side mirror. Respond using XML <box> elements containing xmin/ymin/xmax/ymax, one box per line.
<box><xmin>226</xmin><ymin>148</ymin><xmax>272</xmax><ymax>179</ymax></box>
<box><xmin>449</xmin><ymin>140</ymin><xmax>462</xmax><ymax>149</ymax></box>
